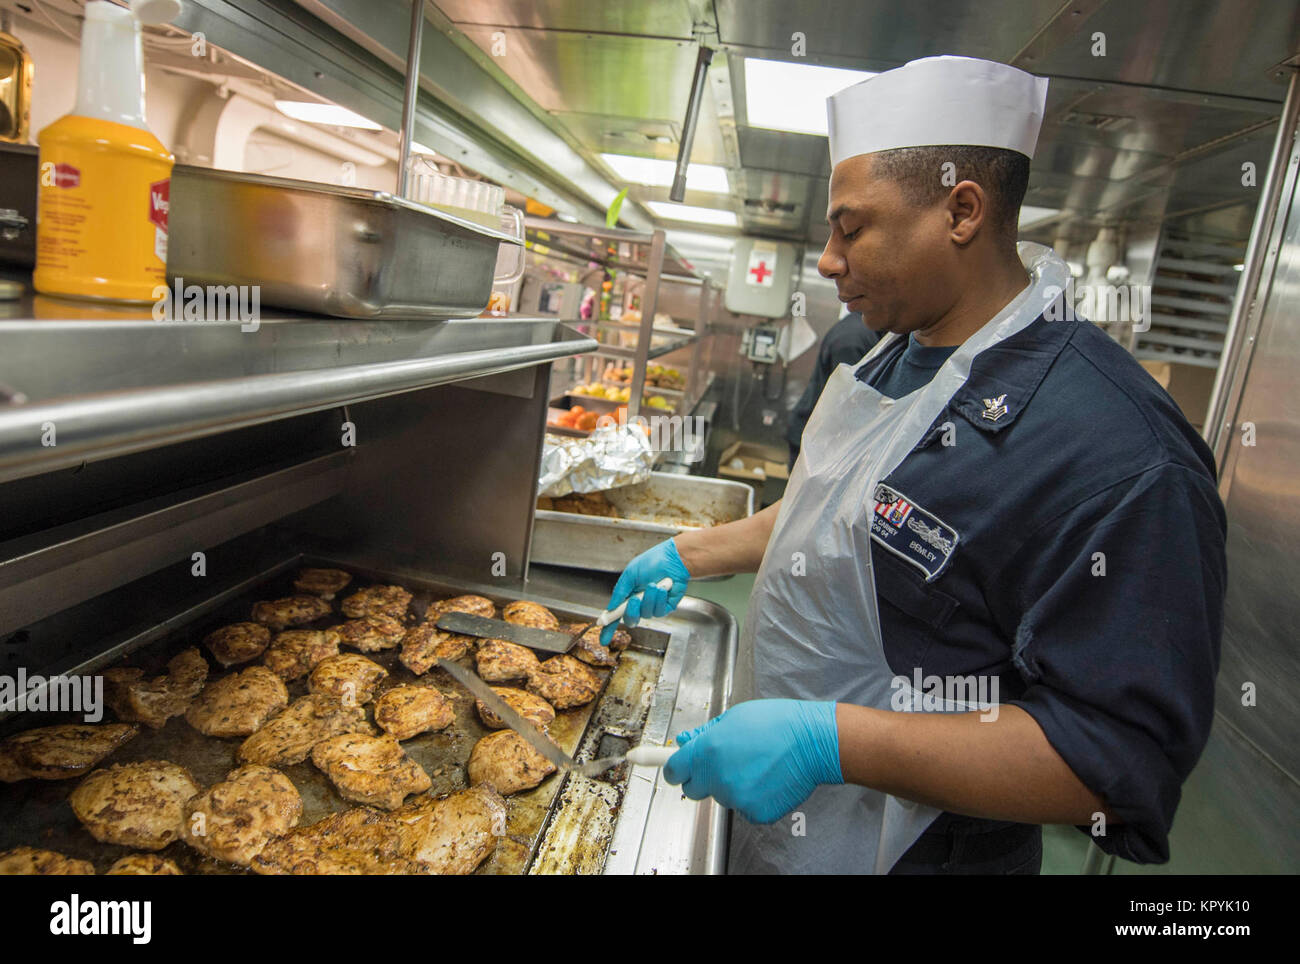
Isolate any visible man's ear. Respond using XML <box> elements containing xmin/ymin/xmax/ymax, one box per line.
<box><xmin>946</xmin><ymin>180</ymin><xmax>987</xmax><ymax>245</ymax></box>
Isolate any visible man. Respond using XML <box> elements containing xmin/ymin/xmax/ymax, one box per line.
<box><xmin>601</xmin><ymin>56</ymin><xmax>1227</xmax><ymax>874</ymax></box>
<box><xmin>785</xmin><ymin>312</ymin><xmax>880</xmax><ymax>467</ymax></box>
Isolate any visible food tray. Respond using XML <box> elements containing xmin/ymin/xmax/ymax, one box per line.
<box><xmin>530</xmin><ymin>472</ymin><xmax>754</xmax><ymax>573</ymax></box>
<box><xmin>168</xmin><ymin>166</ymin><xmax>521</xmax><ymax>319</ymax></box>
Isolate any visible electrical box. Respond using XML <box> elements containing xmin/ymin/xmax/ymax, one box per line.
<box><xmin>725</xmin><ymin>237</ymin><xmax>795</xmax><ymax>318</ymax></box>
<box><xmin>741</xmin><ymin>325</ymin><xmax>781</xmax><ymax>364</ymax></box>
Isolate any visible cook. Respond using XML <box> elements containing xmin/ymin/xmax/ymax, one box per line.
<box><xmin>599</xmin><ymin>55</ymin><xmax>1227</xmax><ymax>874</ymax></box>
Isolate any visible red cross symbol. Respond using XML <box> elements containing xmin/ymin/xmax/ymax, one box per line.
<box><xmin>749</xmin><ymin>260</ymin><xmax>772</xmax><ymax>283</ymax></box>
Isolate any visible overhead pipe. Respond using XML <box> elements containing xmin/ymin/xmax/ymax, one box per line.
<box><xmin>396</xmin><ymin>0</ymin><xmax>426</xmax><ymax>197</ymax></box>
<box><xmin>670</xmin><ymin>45</ymin><xmax>714</xmax><ymax>202</ymax></box>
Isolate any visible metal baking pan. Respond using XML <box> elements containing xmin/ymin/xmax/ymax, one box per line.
<box><xmin>0</xmin><ymin>556</ymin><xmax>666</xmax><ymax>875</ymax></box>
<box><xmin>168</xmin><ymin>166</ymin><xmax>521</xmax><ymax>319</ymax></box>
<box><xmin>531</xmin><ymin>471</ymin><xmax>754</xmax><ymax>573</ymax></box>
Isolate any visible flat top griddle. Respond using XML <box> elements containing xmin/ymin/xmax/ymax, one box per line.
<box><xmin>0</xmin><ymin>558</ymin><xmax>664</xmax><ymax>875</ymax></box>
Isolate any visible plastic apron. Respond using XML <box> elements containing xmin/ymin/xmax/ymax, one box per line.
<box><xmin>729</xmin><ymin>243</ymin><xmax>1069</xmax><ymax>875</ymax></box>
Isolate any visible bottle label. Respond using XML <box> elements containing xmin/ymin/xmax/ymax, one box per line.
<box><xmin>150</xmin><ymin>178</ymin><xmax>169</xmax><ymax>262</ymax></box>
<box><xmin>51</xmin><ymin>162</ymin><xmax>81</xmax><ymax>188</ymax></box>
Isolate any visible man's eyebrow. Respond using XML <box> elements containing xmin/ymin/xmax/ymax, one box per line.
<box><xmin>826</xmin><ymin>204</ymin><xmax>857</xmax><ymax>225</ymax></box>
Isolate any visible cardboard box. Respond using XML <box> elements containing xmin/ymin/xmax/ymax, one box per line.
<box><xmin>1139</xmin><ymin>360</ymin><xmax>1217</xmax><ymax>429</ymax></box>
<box><xmin>717</xmin><ymin>441</ymin><xmax>791</xmax><ymax>485</ymax></box>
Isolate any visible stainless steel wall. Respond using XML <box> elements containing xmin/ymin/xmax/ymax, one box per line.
<box><xmin>1160</xmin><ymin>75</ymin><xmax>1300</xmax><ymax>873</ymax></box>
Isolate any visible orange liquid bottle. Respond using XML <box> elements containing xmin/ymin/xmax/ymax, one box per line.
<box><xmin>33</xmin><ymin>1</ymin><xmax>174</xmax><ymax>303</ymax></box>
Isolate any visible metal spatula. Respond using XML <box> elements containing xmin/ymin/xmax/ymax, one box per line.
<box><xmin>434</xmin><ymin>577</ymin><xmax>675</xmax><ymax>654</ymax></box>
<box><xmin>437</xmin><ymin>657</ymin><xmax>675</xmax><ymax>776</ymax></box>
<box><xmin>434</xmin><ymin>612</ymin><xmax>576</xmax><ymax>653</ymax></box>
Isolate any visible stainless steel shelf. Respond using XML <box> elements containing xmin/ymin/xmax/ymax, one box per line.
<box><xmin>0</xmin><ymin>284</ymin><xmax>596</xmax><ymax>483</ymax></box>
<box><xmin>586</xmin><ymin>335</ymin><xmax>702</xmax><ymax>362</ymax></box>
<box><xmin>524</xmin><ymin>216</ymin><xmax>699</xmax><ymax>279</ymax></box>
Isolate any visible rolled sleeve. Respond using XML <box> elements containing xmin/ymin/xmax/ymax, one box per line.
<box><xmin>1000</xmin><ymin>461</ymin><xmax>1226</xmax><ymax>863</ymax></box>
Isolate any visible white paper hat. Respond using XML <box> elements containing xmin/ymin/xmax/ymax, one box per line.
<box><xmin>827</xmin><ymin>56</ymin><xmax>1049</xmax><ymax>166</ymax></box>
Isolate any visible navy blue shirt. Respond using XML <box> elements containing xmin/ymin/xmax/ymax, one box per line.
<box><xmin>860</xmin><ymin>333</ymin><xmax>959</xmax><ymax>399</ymax></box>
<box><xmin>856</xmin><ymin>313</ymin><xmax>1226</xmax><ymax>865</ymax></box>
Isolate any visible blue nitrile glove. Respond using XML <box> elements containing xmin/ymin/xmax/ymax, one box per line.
<box><xmin>599</xmin><ymin>538</ymin><xmax>691</xmax><ymax>645</ymax></box>
<box><xmin>663</xmin><ymin>699</ymin><xmax>842</xmax><ymax>825</ymax></box>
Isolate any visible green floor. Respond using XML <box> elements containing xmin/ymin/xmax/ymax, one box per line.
<box><xmin>688</xmin><ymin>573</ymin><xmax>1114</xmax><ymax>876</ymax></box>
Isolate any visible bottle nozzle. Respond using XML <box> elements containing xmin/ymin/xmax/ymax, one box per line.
<box><xmin>131</xmin><ymin>0</ymin><xmax>182</xmax><ymax>27</ymax></box>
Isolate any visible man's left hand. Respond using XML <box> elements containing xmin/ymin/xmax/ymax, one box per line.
<box><xmin>663</xmin><ymin>699</ymin><xmax>843</xmax><ymax>824</ymax></box>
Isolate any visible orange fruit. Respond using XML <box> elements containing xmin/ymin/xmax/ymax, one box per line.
<box><xmin>576</xmin><ymin>412</ymin><xmax>599</xmax><ymax>432</ymax></box>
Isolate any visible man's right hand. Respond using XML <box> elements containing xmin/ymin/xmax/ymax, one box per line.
<box><xmin>599</xmin><ymin>539</ymin><xmax>691</xmax><ymax>645</ymax></box>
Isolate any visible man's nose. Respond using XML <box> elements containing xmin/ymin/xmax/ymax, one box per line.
<box><xmin>818</xmin><ymin>240</ymin><xmax>845</xmax><ymax>279</ymax></box>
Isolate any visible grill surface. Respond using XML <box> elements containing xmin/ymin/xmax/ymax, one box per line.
<box><xmin>0</xmin><ymin>557</ymin><xmax>665</xmax><ymax>874</ymax></box>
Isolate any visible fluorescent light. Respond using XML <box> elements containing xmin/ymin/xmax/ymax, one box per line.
<box><xmin>744</xmin><ymin>58</ymin><xmax>875</xmax><ymax>135</ymax></box>
<box><xmin>645</xmin><ymin>202</ymin><xmax>737</xmax><ymax>226</ymax></box>
<box><xmin>274</xmin><ymin>100</ymin><xmax>381</xmax><ymax>130</ymax></box>
<box><xmin>599</xmin><ymin>154</ymin><xmax>730</xmax><ymax>193</ymax></box>
<box><xmin>411</xmin><ymin>141</ymin><xmax>438</xmax><ymax>155</ymax></box>
<box><xmin>1018</xmin><ymin>205</ymin><xmax>1061</xmax><ymax>229</ymax></box>
<box><xmin>1233</xmin><ymin>263</ymin><xmax>1244</xmax><ymax>271</ymax></box>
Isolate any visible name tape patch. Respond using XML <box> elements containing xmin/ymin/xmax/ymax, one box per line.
<box><xmin>870</xmin><ymin>483</ymin><xmax>959</xmax><ymax>581</ymax></box>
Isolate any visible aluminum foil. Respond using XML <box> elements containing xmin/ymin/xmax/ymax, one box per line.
<box><xmin>538</xmin><ymin>424</ymin><xmax>655</xmax><ymax>497</ymax></box>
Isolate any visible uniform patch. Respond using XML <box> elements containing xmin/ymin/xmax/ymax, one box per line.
<box><xmin>870</xmin><ymin>483</ymin><xmax>959</xmax><ymax>581</ymax></box>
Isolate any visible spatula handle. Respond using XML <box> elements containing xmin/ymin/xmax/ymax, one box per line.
<box><xmin>625</xmin><ymin>744</ymin><xmax>677</xmax><ymax>768</ymax></box>
<box><xmin>596</xmin><ymin>576</ymin><xmax>675</xmax><ymax>627</ymax></box>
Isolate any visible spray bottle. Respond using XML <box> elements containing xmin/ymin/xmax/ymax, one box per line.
<box><xmin>33</xmin><ymin>0</ymin><xmax>182</xmax><ymax>303</ymax></box>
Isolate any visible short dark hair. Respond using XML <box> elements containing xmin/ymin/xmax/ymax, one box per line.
<box><xmin>869</xmin><ymin>146</ymin><xmax>1030</xmax><ymax>243</ymax></box>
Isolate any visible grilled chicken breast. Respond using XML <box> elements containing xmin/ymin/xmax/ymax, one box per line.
<box><xmin>374</xmin><ymin>684</ymin><xmax>455</xmax><ymax>741</ymax></box>
<box><xmin>476</xmin><ymin>687</ymin><xmax>556</xmax><ymax>731</ymax></box>
<box><xmin>292</xmin><ymin>567</ymin><xmax>353</xmax><ymax>600</ymax></box>
<box><xmin>392</xmin><ymin>785</ymin><xmax>506</xmax><ymax>874</ymax></box>
<box><xmin>251</xmin><ymin>595</ymin><xmax>332</xmax><ymax>631</ymax></box>
<box><xmin>203</xmin><ymin>622</ymin><xmax>272</xmax><ymax>667</ymax></box>
<box><xmin>467</xmin><ymin>730</ymin><xmax>556</xmax><ymax>795</ymax></box>
<box><xmin>262</xmin><ymin>630</ymin><xmax>339</xmax><ymax>681</ymax></box>
<box><xmin>328</xmin><ymin>614</ymin><xmax>406</xmax><ymax>653</ymax></box>
<box><xmin>0</xmin><ymin>722</ymin><xmax>139</xmax><ymax>782</ymax></box>
<box><xmin>341</xmin><ymin>585</ymin><xmax>412</xmax><ymax>620</ymax></box>
<box><xmin>311</xmin><ymin>733</ymin><xmax>432</xmax><ymax>810</ymax></box>
<box><xmin>106</xmin><ymin>854</ymin><xmax>183</xmax><ymax>875</ymax></box>
<box><xmin>182</xmin><ymin>765</ymin><xmax>303</xmax><ymax>867</ymax></box>
<box><xmin>475</xmin><ymin>638</ymin><xmax>542</xmax><ymax>682</ymax></box>
<box><xmin>527</xmin><ymin>654</ymin><xmax>602</xmax><ymax>710</ymax></box>
<box><xmin>252</xmin><ymin>807</ymin><xmax>434</xmax><ymax>875</ymax></box>
<box><xmin>563</xmin><ymin>622</ymin><xmax>625</xmax><ymax>668</ymax></box>
<box><xmin>253</xmin><ymin>789</ymin><xmax>506</xmax><ymax>876</ymax></box>
<box><xmin>400</xmin><ymin>623</ymin><xmax>476</xmax><ymax>675</ymax></box>
<box><xmin>308</xmin><ymin>653</ymin><xmax>388</xmax><ymax>705</ymax></box>
<box><xmin>185</xmin><ymin>666</ymin><xmax>289</xmax><ymax>738</ymax></box>
<box><xmin>502</xmin><ymin>600</ymin><xmax>560</xmax><ymax>631</ymax></box>
<box><xmin>237</xmin><ymin>694</ymin><xmax>374</xmax><ymax>767</ymax></box>
<box><xmin>426</xmin><ymin>594</ymin><xmax>495</xmax><ymax>620</ymax></box>
<box><xmin>104</xmin><ymin>648</ymin><xmax>209</xmax><ymax>729</ymax></box>
<box><xmin>0</xmin><ymin>846</ymin><xmax>95</xmax><ymax>875</ymax></box>
<box><xmin>69</xmin><ymin>761</ymin><xmax>200</xmax><ymax>851</ymax></box>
